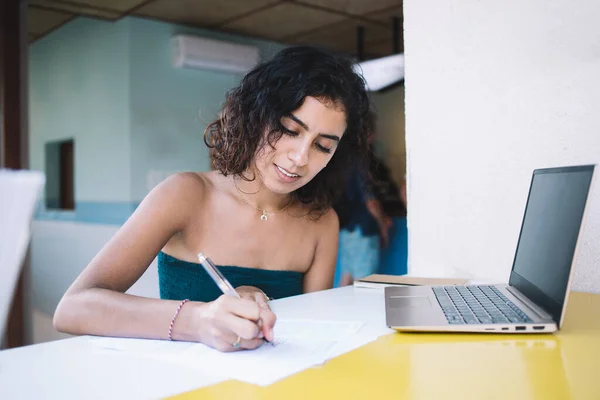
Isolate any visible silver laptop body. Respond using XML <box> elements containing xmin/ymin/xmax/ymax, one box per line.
<box><xmin>385</xmin><ymin>165</ymin><xmax>595</xmax><ymax>333</ymax></box>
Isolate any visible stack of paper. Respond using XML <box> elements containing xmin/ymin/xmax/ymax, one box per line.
<box><xmin>90</xmin><ymin>319</ymin><xmax>364</xmax><ymax>386</ymax></box>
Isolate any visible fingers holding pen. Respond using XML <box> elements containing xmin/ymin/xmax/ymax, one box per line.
<box><xmin>198</xmin><ymin>295</ymin><xmax>273</xmax><ymax>350</ymax></box>
<box><xmin>235</xmin><ymin>286</ymin><xmax>277</xmax><ymax>341</ymax></box>
<box><xmin>195</xmin><ymin>256</ymin><xmax>277</xmax><ymax>350</ymax></box>
<box><xmin>223</xmin><ymin>295</ymin><xmax>276</xmax><ymax>344</ymax></box>
<box><xmin>258</xmin><ymin>308</ymin><xmax>276</xmax><ymax>342</ymax></box>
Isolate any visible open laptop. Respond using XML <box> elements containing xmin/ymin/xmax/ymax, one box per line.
<box><xmin>385</xmin><ymin>165</ymin><xmax>595</xmax><ymax>333</ymax></box>
<box><xmin>0</xmin><ymin>169</ymin><xmax>45</xmax><ymax>340</ymax></box>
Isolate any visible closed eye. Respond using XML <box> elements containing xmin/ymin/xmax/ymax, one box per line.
<box><xmin>315</xmin><ymin>143</ymin><xmax>331</xmax><ymax>154</ymax></box>
<box><xmin>281</xmin><ymin>126</ymin><xmax>298</xmax><ymax>136</ymax></box>
<box><xmin>281</xmin><ymin>124</ymin><xmax>334</xmax><ymax>154</ymax></box>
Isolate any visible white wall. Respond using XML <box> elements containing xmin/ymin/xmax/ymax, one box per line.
<box><xmin>29</xmin><ymin>17</ymin><xmax>132</xmax><ymax>204</ymax></box>
<box><xmin>404</xmin><ymin>0</ymin><xmax>600</xmax><ymax>293</ymax></box>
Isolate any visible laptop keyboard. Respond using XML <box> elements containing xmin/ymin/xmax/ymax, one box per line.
<box><xmin>432</xmin><ymin>285</ymin><xmax>533</xmax><ymax>325</ymax></box>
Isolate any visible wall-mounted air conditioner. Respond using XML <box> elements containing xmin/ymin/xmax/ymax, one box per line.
<box><xmin>171</xmin><ymin>35</ymin><xmax>260</xmax><ymax>74</ymax></box>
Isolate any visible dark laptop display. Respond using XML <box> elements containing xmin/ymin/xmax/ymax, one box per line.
<box><xmin>509</xmin><ymin>165</ymin><xmax>594</xmax><ymax>323</ymax></box>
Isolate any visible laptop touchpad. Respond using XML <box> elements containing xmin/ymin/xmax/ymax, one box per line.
<box><xmin>390</xmin><ymin>296</ymin><xmax>432</xmax><ymax>308</ymax></box>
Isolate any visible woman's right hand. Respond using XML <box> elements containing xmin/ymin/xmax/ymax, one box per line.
<box><xmin>187</xmin><ymin>295</ymin><xmax>275</xmax><ymax>352</ymax></box>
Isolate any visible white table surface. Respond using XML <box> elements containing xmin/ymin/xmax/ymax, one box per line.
<box><xmin>0</xmin><ymin>286</ymin><xmax>392</xmax><ymax>399</ymax></box>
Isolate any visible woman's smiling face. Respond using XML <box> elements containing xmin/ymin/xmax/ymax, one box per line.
<box><xmin>253</xmin><ymin>96</ymin><xmax>347</xmax><ymax>195</ymax></box>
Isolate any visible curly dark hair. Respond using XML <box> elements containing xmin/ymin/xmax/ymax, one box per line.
<box><xmin>204</xmin><ymin>45</ymin><xmax>374</xmax><ymax>217</ymax></box>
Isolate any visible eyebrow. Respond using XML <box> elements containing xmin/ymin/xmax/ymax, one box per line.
<box><xmin>288</xmin><ymin>114</ymin><xmax>341</xmax><ymax>142</ymax></box>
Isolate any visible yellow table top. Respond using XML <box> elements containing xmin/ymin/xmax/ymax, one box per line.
<box><xmin>169</xmin><ymin>291</ymin><xmax>600</xmax><ymax>400</ymax></box>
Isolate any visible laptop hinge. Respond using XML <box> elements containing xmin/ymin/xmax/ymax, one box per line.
<box><xmin>506</xmin><ymin>286</ymin><xmax>554</xmax><ymax>320</ymax></box>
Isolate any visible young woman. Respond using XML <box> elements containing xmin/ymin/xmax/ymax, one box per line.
<box><xmin>54</xmin><ymin>46</ymin><xmax>374</xmax><ymax>352</ymax></box>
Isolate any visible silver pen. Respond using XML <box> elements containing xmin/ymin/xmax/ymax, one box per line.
<box><xmin>197</xmin><ymin>252</ymin><xmax>241</xmax><ymax>298</ymax></box>
<box><xmin>197</xmin><ymin>252</ymin><xmax>273</xmax><ymax>344</ymax></box>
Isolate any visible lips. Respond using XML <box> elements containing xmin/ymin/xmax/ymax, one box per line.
<box><xmin>276</xmin><ymin>165</ymin><xmax>299</xmax><ymax>177</ymax></box>
<box><xmin>275</xmin><ymin>164</ymin><xmax>301</xmax><ymax>183</ymax></box>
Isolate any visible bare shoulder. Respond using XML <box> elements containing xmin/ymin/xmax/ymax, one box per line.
<box><xmin>152</xmin><ymin>171</ymin><xmax>220</xmax><ymax>202</ymax></box>
<box><xmin>319</xmin><ymin>207</ymin><xmax>339</xmax><ymax>227</ymax></box>
<box><xmin>312</xmin><ymin>207</ymin><xmax>340</xmax><ymax>237</ymax></box>
<box><xmin>137</xmin><ymin>172</ymin><xmax>213</xmax><ymax>222</ymax></box>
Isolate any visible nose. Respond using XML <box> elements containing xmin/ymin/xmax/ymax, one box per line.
<box><xmin>287</xmin><ymin>140</ymin><xmax>309</xmax><ymax>167</ymax></box>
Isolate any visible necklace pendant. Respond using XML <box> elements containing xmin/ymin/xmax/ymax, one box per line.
<box><xmin>260</xmin><ymin>210</ymin><xmax>268</xmax><ymax>221</ymax></box>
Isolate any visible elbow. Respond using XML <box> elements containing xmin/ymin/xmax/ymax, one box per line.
<box><xmin>53</xmin><ymin>294</ymin><xmax>78</xmax><ymax>334</ymax></box>
<box><xmin>52</xmin><ymin>298</ymin><xmax>68</xmax><ymax>333</ymax></box>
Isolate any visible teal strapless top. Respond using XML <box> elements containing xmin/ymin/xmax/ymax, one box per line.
<box><xmin>157</xmin><ymin>251</ymin><xmax>304</xmax><ymax>302</ymax></box>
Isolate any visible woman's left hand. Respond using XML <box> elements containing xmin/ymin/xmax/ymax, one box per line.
<box><xmin>235</xmin><ymin>286</ymin><xmax>276</xmax><ymax>341</ymax></box>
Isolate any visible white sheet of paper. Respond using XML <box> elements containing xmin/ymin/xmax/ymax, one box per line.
<box><xmin>186</xmin><ymin>319</ymin><xmax>365</xmax><ymax>385</ymax></box>
<box><xmin>1</xmin><ymin>336</ymin><xmax>224</xmax><ymax>400</ymax></box>
<box><xmin>269</xmin><ymin>288</ymin><xmax>396</xmax><ymax>359</ymax></box>
<box><xmin>89</xmin><ymin>319</ymin><xmax>365</xmax><ymax>386</ymax></box>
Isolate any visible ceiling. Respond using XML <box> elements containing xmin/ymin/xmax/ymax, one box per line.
<box><xmin>27</xmin><ymin>0</ymin><xmax>403</xmax><ymax>59</ymax></box>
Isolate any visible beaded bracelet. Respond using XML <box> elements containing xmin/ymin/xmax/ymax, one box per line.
<box><xmin>168</xmin><ymin>299</ymin><xmax>189</xmax><ymax>341</ymax></box>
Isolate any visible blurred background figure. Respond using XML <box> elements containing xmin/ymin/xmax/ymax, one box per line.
<box><xmin>367</xmin><ymin>148</ymin><xmax>408</xmax><ymax>277</ymax></box>
<box><xmin>368</xmin><ymin>146</ymin><xmax>406</xmax><ymax>219</ymax></box>
<box><xmin>333</xmin><ymin>130</ymin><xmax>408</xmax><ymax>286</ymax></box>
<box><xmin>334</xmin><ymin>158</ymin><xmax>393</xmax><ymax>287</ymax></box>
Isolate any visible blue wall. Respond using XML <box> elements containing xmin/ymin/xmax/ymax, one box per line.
<box><xmin>128</xmin><ymin>18</ymin><xmax>286</xmax><ymax>202</ymax></box>
<box><xmin>29</xmin><ymin>17</ymin><xmax>132</xmax><ymax>207</ymax></box>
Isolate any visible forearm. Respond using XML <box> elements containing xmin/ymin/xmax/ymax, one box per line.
<box><xmin>53</xmin><ymin>288</ymin><xmax>201</xmax><ymax>341</ymax></box>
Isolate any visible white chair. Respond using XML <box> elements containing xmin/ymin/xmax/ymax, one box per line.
<box><xmin>0</xmin><ymin>169</ymin><xmax>45</xmax><ymax>340</ymax></box>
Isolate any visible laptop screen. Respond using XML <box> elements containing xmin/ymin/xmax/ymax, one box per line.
<box><xmin>509</xmin><ymin>165</ymin><xmax>594</xmax><ymax>324</ymax></box>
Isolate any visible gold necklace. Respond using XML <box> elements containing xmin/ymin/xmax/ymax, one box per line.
<box><xmin>234</xmin><ymin>181</ymin><xmax>293</xmax><ymax>221</ymax></box>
